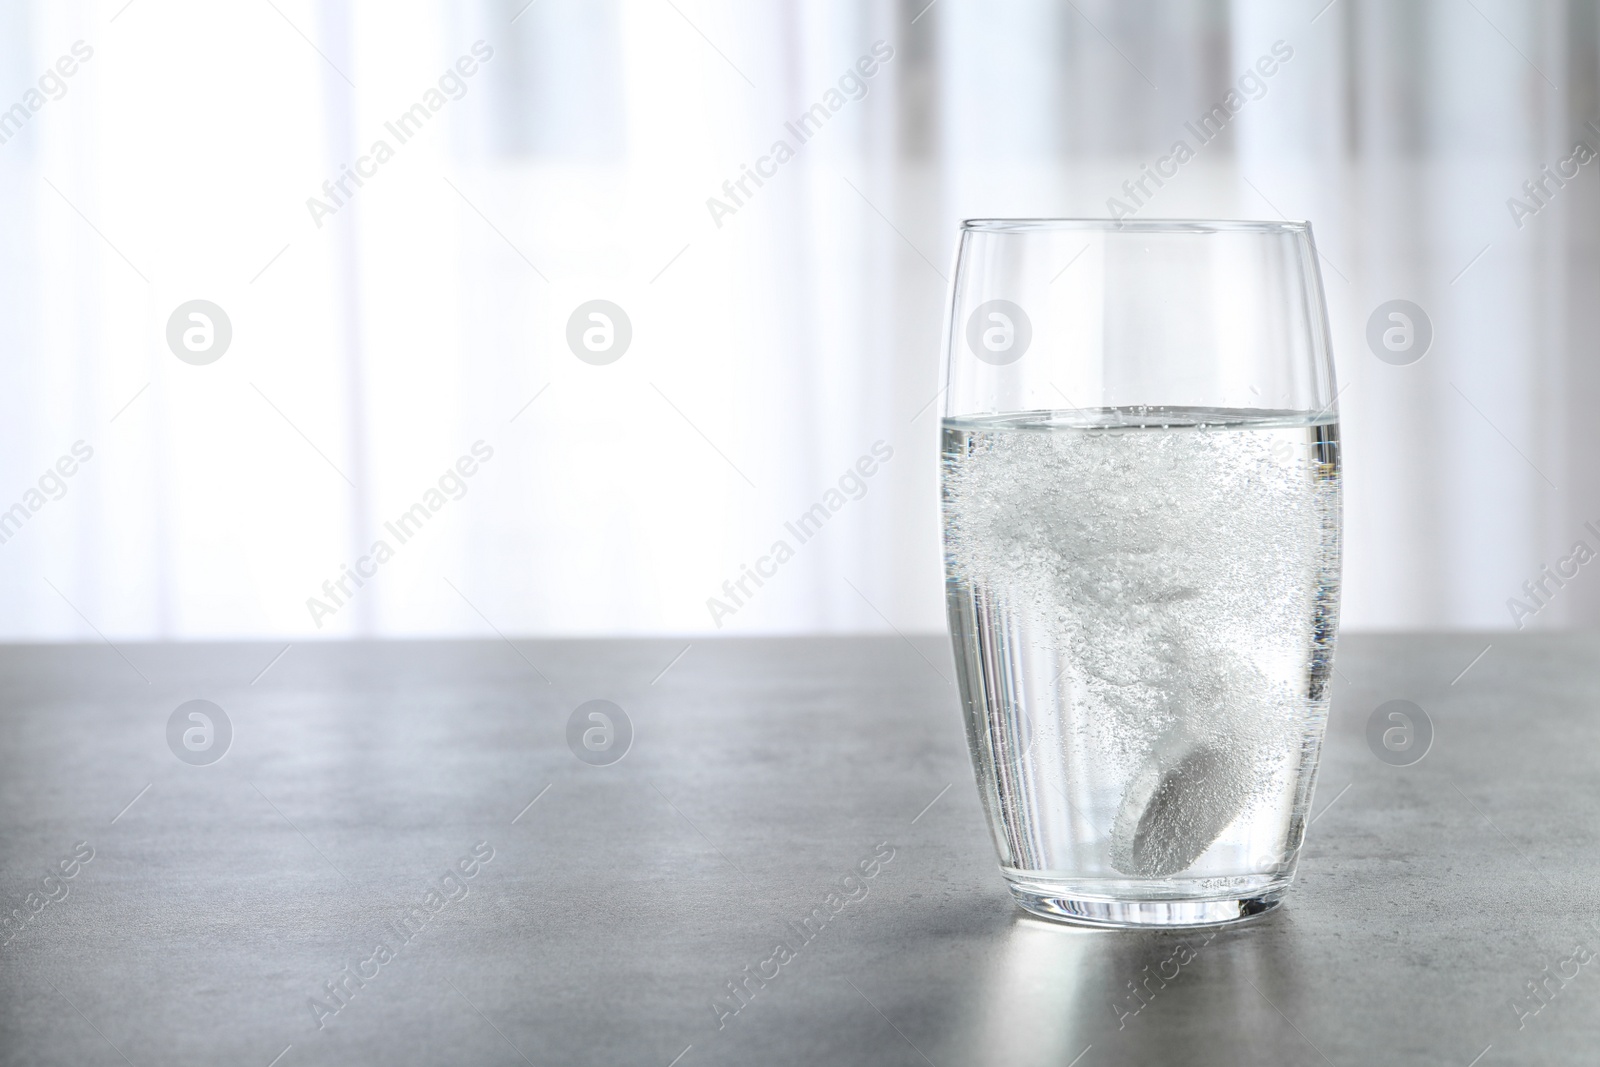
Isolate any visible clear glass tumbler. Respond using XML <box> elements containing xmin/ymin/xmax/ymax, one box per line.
<box><xmin>941</xmin><ymin>219</ymin><xmax>1342</xmax><ymax>927</ymax></box>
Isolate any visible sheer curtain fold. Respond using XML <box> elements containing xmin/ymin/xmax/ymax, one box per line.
<box><xmin>0</xmin><ymin>0</ymin><xmax>1593</xmax><ymax>637</ymax></box>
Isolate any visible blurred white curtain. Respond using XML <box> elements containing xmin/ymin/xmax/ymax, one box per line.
<box><xmin>0</xmin><ymin>0</ymin><xmax>1595</xmax><ymax>639</ymax></box>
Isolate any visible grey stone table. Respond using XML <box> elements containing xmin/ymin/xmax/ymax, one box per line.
<box><xmin>1</xmin><ymin>634</ymin><xmax>1597</xmax><ymax>1066</ymax></box>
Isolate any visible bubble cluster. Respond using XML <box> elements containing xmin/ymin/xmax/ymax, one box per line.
<box><xmin>943</xmin><ymin>410</ymin><xmax>1340</xmax><ymax>877</ymax></box>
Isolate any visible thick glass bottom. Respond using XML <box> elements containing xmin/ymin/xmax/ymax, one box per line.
<box><xmin>1006</xmin><ymin>878</ymin><xmax>1284</xmax><ymax>928</ymax></box>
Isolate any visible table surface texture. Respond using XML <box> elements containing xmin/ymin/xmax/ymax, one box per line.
<box><xmin>1</xmin><ymin>633</ymin><xmax>1595</xmax><ymax>1067</ymax></box>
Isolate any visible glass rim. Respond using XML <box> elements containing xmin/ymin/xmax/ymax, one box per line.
<box><xmin>960</xmin><ymin>217</ymin><xmax>1310</xmax><ymax>234</ymax></box>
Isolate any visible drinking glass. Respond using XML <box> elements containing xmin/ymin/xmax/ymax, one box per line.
<box><xmin>940</xmin><ymin>219</ymin><xmax>1341</xmax><ymax>927</ymax></box>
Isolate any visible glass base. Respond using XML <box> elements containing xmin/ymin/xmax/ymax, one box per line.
<box><xmin>1008</xmin><ymin>882</ymin><xmax>1282</xmax><ymax>928</ymax></box>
